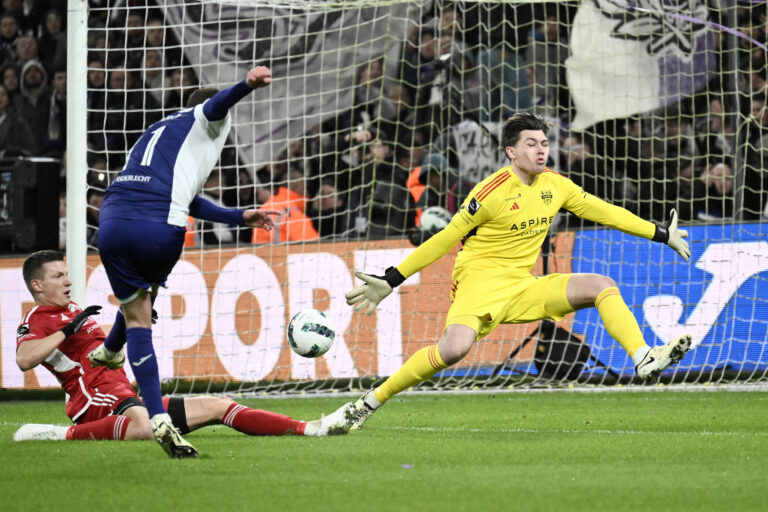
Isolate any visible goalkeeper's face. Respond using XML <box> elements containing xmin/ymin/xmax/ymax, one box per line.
<box><xmin>507</xmin><ymin>129</ymin><xmax>549</xmax><ymax>176</ymax></box>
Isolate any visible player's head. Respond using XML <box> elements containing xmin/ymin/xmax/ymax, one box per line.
<box><xmin>22</xmin><ymin>250</ymin><xmax>71</xmax><ymax>307</ymax></box>
<box><xmin>502</xmin><ymin>113</ymin><xmax>550</xmax><ymax>175</ymax></box>
<box><xmin>186</xmin><ymin>87</ymin><xmax>218</xmax><ymax>108</ymax></box>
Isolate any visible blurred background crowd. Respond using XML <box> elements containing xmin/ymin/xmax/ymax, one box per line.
<box><xmin>0</xmin><ymin>0</ymin><xmax>766</xmax><ymax>253</ymax></box>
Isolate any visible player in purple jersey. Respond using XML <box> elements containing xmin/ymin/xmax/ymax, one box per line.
<box><xmin>87</xmin><ymin>66</ymin><xmax>279</xmax><ymax>458</ymax></box>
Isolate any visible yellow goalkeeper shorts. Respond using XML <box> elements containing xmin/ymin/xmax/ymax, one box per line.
<box><xmin>444</xmin><ymin>266</ymin><xmax>574</xmax><ymax>340</ymax></box>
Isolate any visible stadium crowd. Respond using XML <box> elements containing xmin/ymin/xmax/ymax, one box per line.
<box><xmin>0</xmin><ymin>1</ymin><xmax>766</xmax><ymax>253</ymax></box>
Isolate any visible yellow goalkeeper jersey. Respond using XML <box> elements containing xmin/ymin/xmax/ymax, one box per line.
<box><xmin>397</xmin><ymin>166</ymin><xmax>657</xmax><ymax>278</ymax></box>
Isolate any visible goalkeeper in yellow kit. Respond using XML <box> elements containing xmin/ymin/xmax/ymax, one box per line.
<box><xmin>341</xmin><ymin>113</ymin><xmax>693</xmax><ymax>431</ymax></box>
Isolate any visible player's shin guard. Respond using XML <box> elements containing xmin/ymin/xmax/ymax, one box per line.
<box><xmin>374</xmin><ymin>344</ymin><xmax>448</xmax><ymax>404</ymax></box>
<box><xmin>66</xmin><ymin>415</ymin><xmax>130</xmax><ymax>440</ymax></box>
<box><xmin>595</xmin><ymin>287</ymin><xmax>645</xmax><ymax>357</ymax></box>
<box><xmin>222</xmin><ymin>403</ymin><xmax>305</xmax><ymax>435</ymax></box>
<box><xmin>103</xmin><ymin>309</ymin><xmax>127</xmax><ymax>353</ymax></box>
<box><xmin>126</xmin><ymin>327</ymin><xmax>165</xmax><ymax>417</ymax></box>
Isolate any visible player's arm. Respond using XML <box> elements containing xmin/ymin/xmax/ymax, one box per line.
<box><xmin>202</xmin><ymin>66</ymin><xmax>272</xmax><ymax>121</ymax></box>
<box><xmin>189</xmin><ymin>194</ymin><xmax>246</xmax><ymax>225</ymax></box>
<box><xmin>564</xmin><ymin>183</ymin><xmax>690</xmax><ymax>261</ymax></box>
<box><xmin>189</xmin><ymin>195</ymin><xmax>280</xmax><ymax>230</ymax></box>
<box><xmin>16</xmin><ymin>306</ymin><xmax>102</xmax><ymax>371</ymax></box>
<box><xmin>16</xmin><ymin>331</ymin><xmax>66</xmax><ymax>371</ymax></box>
<box><xmin>346</xmin><ymin>198</ymin><xmax>488</xmax><ymax>315</ymax></box>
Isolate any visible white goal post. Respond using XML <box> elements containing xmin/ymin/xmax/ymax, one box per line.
<box><xmin>62</xmin><ymin>0</ymin><xmax>767</xmax><ymax>396</ymax></box>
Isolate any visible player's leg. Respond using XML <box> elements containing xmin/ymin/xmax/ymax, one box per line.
<box><xmin>121</xmin><ymin>403</ymin><xmax>153</xmax><ymax>440</ymax></box>
<box><xmin>169</xmin><ymin>396</ymin><xmax>325</xmax><ymax>436</ymax></box>
<box><xmin>565</xmin><ymin>273</ymin><xmax>648</xmax><ymax>358</ymax></box>
<box><xmin>344</xmin><ymin>322</ymin><xmax>477</xmax><ymax>431</ymax></box>
<box><xmin>566</xmin><ymin>273</ymin><xmax>691</xmax><ymax>379</ymax></box>
<box><xmin>16</xmin><ymin>396</ymin><xmax>153</xmax><ymax>442</ymax></box>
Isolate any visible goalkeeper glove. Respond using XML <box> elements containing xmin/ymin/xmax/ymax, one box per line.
<box><xmin>60</xmin><ymin>305</ymin><xmax>102</xmax><ymax>338</ymax></box>
<box><xmin>652</xmin><ymin>209</ymin><xmax>691</xmax><ymax>261</ymax></box>
<box><xmin>345</xmin><ymin>267</ymin><xmax>406</xmax><ymax>316</ymax></box>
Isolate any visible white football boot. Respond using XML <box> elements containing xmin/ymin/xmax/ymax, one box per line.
<box><xmin>87</xmin><ymin>344</ymin><xmax>126</xmax><ymax>369</ymax></box>
<box><xmin>14</xmin><ymin>423</ymin><xmax>69</xmax><ymax>441</ymax></box>
<box><xmin>344</xmin><ymin>390</ymin><xmax>381</xmax><ymax>431</ymax></box>
<box><xmin>635</xmin><ymin>334</ymin><xmax>692</xmax><ymax>380</ymax></box>
<box><xmin>150</xmin><ymin>413</ymin><xmax>198</xmax><ymax>458</ymax></box>
<box><xmin>304</xmin><ymin>402</ymin><xmax>355</xmax><ymax>436</ymax></box>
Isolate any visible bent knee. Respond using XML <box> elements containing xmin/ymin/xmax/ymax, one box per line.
<box><xmin>595</xmin><ymin>274</ymin><xmax>617</xmax><ymax>292</ymax></box>
<box><xmin>124</xmin><ymin>419</ymin><xmax>153</xmax><ymax>440</ymax></box>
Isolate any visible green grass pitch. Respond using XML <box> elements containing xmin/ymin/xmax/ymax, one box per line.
<box><xmin>1</xmin><ymin>391</ymin><xmax>766</xmax><ymax>512</ymax></box>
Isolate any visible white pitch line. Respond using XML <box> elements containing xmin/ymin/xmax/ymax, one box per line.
<box><xmin>382</xmin><ymin>425</ymin><xmax>768</xmax><ymax>437</ymax></box>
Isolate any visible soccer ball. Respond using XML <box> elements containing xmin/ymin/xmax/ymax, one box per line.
<box><xmin>419</xmin><ymin>206</ymin><xmax>452</xmax><ymax>231</ymax></box>
<box><xmin>287</xmin><ymin>309</ymin><xmax>335</xmax><ymax>358</ymax></box>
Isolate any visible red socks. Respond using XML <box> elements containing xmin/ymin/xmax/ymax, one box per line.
<box><xmin>222</xmin><ymin>403</ymin><xmax>306</xmax><ymax>436</ymax></box>
<box><xmin>66</xmin><ymin>415</ymin><xmax>130</xmax><ymax>440</ymax></box>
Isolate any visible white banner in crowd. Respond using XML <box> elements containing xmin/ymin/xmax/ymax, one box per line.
<box><xmin>163</xmin><ymin>2</ymin><xmax>424</xmax><ymax>172</ymax></box>
<box><xmin>566</xmin><ymin>0</ymin><xmax>715</xmax><ymax>131</ymax></box>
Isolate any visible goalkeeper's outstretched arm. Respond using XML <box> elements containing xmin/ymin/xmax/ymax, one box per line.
<box><xmin>345</xmin><ymin>221</ymin><xmax>467</xmax><ymax>315</ymax></box>
<box><xmin>565</xmin><ymin>188</ymin><xmax>690</xmax><ymax>261</ymax></box>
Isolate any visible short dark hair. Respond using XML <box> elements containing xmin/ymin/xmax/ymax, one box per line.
<box><xmin>501</xmin><ymin>112</ymin><xmax>550</xmax><ymax>149</ymax></box>
<box><xmin>22</xmin><ymin>250</ymin><xmax>64</xmax><ymax>293</ymax></box>
<box><xmin>186</xmin><ymin>87</ymin><xmax>218</xmax><ymax>108</ymax></box>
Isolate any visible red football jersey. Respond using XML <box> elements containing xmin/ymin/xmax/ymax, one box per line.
<box><xmin>17</xmin><ymin>302</ymin><xmax>136</xmax><ymax>422</ymax></box>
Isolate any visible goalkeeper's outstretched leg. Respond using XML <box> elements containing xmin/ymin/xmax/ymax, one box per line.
<box><xmin>343</xmin><ymin>323</ymin><xmax>477</xmax><ymax>431</ymax></box>
<box><xmin>566</xmin><ymin>274</ymin><xmax>693</xmax><ymax>379</ymax></box>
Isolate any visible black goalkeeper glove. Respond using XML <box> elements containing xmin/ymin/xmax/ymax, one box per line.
<box><xmin>60</xmin><ymin>305</ymin><xmax>102</xmax><ymax>338</ymax></box>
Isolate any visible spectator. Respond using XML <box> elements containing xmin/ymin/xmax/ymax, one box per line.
<box><xmin>344</xmin><ymin>58</ymin><xmax>398</xmax><ymax>136</ymax></box>
<box><xmin>1</xmin><ymin>0</ymin><xmax>27</xmax><ymax>32</ymax></box>
<box><xmin>145</xmin><ymin>16</ymin><xmax>182</xmax><ymax>68</ymax></box>
<box><xmin>559</xmin><ymin>133</ymin><xmax>612</xmax><ymax>200</ymax></box>
<box><xmin>142</xmin><ymin>49</ymin><xmax>167</xmax><ymax>106</ymax></box>
<box><xmin>0</xmin><ymin>82</ymin><xmax>36</xmax><ymax>156</ymax></box>
<box><xmin>306</xmin><ymin>181</ymin><xmax>348</xmax><ymax>238</ymax></box>
<box><xmin>164</xmin><ymin>67</ymin><xmax>197</xmax><ymax>113</ymax></box>
<box><xmin>13</xmin><ymin>59</ymin><xmax>50</xmax><ymax>154</ymax></box>
<box><xmin>252</xmin><ymin>170</ymin><xmax>319</xmax><ymax>244</ymax></box>
<box><xmin>37</xmin><ymin>8</ymin><xmax>66</xmax><ymax>73</ymax></box>
<box><xmin>45</xmin><ymin>67</ymin><xmax>66</xmax><ymax>156</ymax></box>
<box><xmin>694</xmin><ymin>96</ymin><xmax>734</xmax><ymax>158</ymax></box>
<box><xmin>525</xmin><ymin>14</ymin><xmax>569</xmax><ymax>117</ymax></box>
<box><xmin>15</xmin><ymin>35</ymin><xmax>39</xmax><ymax>70</ymax></box>
<box><xmin>478</xmin><ymin>44</ymin><xmax>532</xmax><ymax>121</ymax></box>
<box><xmin>0</xmin><ymin>12</ymin><xmax>19</xmax><ymax>68</ymax></box>
<box><xmin>86</xmin><ymin>59</ymin><xmax>108</xmax><ymax>152</ymax></box>
<box><xmin>121</xmin><ymin>11</ymin><xmax>147</xmax><ymax>70</ymax></box>
<box><xmin>350</xmin><ymin>133</ymin><xmax>415</xmax><ymax>238</ymax></box>
<box><xmin>1</xmin><ymin>62</ymin><xmax>20</xmax><ymax>101</ymax></box>
<box><xmin>689</xmin><ymin>162</ymin><xmax>734</xmax><ymax>220</ymax></box>
<box><xmin>104</xmin><ymin>66</ymin><xmax>162</xmax><ymax>164</ymax></box>
<box><xmin>744</xmin><ymin>90</ymin><xmax>768</xmax><ymax>218</ymax></box>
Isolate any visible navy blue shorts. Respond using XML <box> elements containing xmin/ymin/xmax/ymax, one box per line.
<box><xmin>98</xmin><ymin>219</ymin><xmax>186</xmax><ymax>303</ymax></box>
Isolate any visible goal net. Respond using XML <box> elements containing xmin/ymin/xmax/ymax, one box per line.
<box><xmin>73</xmin><ymin>0</ymin><xmax>767</xmax><ymax>396</ymax></box>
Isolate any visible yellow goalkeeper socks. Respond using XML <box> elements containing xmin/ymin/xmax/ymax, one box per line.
<box><xmin>595</xmin><ymin>287</ymin><xmax>646</xmax><ymax>357</ymax></box>
<box><xmin>373</xmin><ymin>345</ymin><xmax>448</xmax><ymax>404</ymax></box>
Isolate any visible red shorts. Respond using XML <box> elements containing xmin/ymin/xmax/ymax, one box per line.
<box><xmin>71</xmin><ymin>376</ymin><xmax>140</xmax><ymax>425</ymax></box>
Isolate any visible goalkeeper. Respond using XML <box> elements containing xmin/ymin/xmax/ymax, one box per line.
<box><xmin>341</xmin><ymin>112</ymin><xmax>693</xmax><ymax>430</ymax></box>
